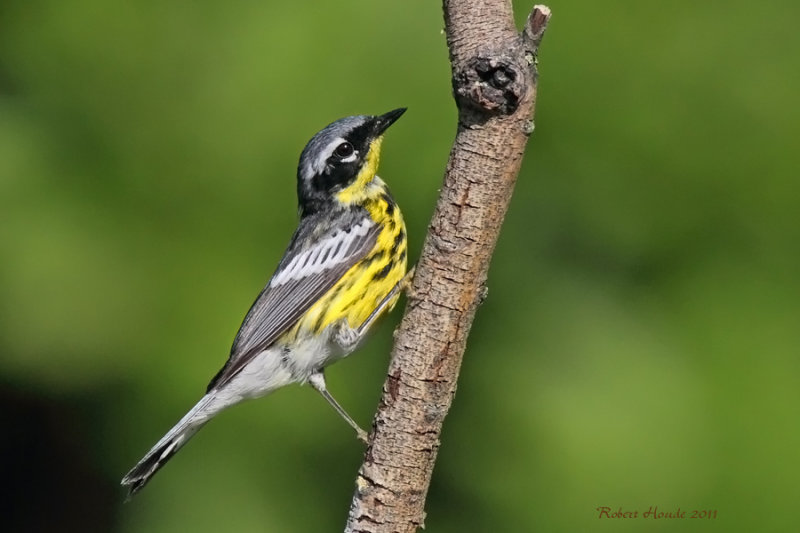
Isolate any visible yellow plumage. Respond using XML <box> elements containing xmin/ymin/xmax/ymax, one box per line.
<box><xmin>288</xmin><ymin>137</ymin><xmax>407</xmax><ymax>338</ymax></box>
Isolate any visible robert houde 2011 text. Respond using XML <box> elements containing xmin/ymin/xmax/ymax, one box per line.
<box><xmin>596</xmin><ymin>506</ymin><xmax>717</xmax><ymax>519</ymax></box>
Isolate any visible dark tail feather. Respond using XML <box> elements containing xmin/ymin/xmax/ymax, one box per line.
<box><xmin>121</xmin><ymin>434</ymin><xmax>188</xmax><ymax>499</ymax></box>
<box><xmin>121</xmin><ymin>395</ymin><xmax>216</xmax><ymax>499</ymax></box>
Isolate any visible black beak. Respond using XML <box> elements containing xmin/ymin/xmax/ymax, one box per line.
<box><xmin>372</xmin><ymin>108</ymin><xmax>407</xmax><ymax>136</ymax></box>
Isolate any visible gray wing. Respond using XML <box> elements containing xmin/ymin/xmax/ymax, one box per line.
<box><xmin>207</xmin><ymin>215</ymin><xmax>379</xmax><ymax>391</ymax></box>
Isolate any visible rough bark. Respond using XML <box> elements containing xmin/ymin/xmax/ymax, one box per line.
<box><xmin>344</xmin><ymin>3</ymin><xmax>551</xmax><ymax>532</ymax></box>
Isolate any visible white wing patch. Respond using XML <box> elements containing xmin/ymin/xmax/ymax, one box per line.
<box><xmin>270</xmin><ymin>218</ymin><xmax>375</xmax><ymax>286</ymax></box>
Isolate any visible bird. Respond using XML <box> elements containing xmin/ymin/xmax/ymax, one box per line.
<box><xmin>121</xmin><ymin>108</ymin><xmax>411</xmax><ymax>498</ymax></box>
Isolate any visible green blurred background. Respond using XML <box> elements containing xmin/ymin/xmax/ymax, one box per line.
<box><xmin>1</xmin><ymin>0</ymin><xmax>798</xmax><ymax>531</ymax></box>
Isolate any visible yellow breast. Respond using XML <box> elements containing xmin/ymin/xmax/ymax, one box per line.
<box><xmin>292</xmin><ymin>179</ymin><xmax>407</xmax><ymax>339</ymax></box>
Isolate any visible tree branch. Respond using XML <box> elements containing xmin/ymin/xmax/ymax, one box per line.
<box><xmin>344</xmin><ymin>4</ymin><xmax>551</xmax><ymax>532</ymax></box>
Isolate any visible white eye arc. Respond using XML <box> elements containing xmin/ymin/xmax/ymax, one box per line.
<box><xmin>334</xmin><ymin>141</ymin><xmax>358</xmax><ymax>164</ymax></box>
<box><xmin>334</xmin><ymin>142</ymin><xmax>354</xmax><ymax>157</ymax></box>
<box><xmin>301</xmin><ymin>136</ymin><xmax>361</xmax><ymax>182</ymax></box>
<box><xmin>339</xmin><ymin>150</ymin><xmax>359</xmax><ymax>163</ymax></box>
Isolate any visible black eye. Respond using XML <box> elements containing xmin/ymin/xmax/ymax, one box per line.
<box><xmin>335</xmin><ymin>142</ymin><xmax>354</xmax><ymax>159</ymax></box>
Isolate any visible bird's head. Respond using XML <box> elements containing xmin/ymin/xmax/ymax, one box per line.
<box><xmin>296</xmin><ymin>108</ymin><xmax>406</xmax><ymax>214</ymax></box>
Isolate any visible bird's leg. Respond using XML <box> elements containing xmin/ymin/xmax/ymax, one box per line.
<box><xmin>315</xmin><ymin>267</ymin><xmax>416</xmax><ymax>443</ymax></box>
<box><xmin>399</xmin><ymin>264</ymin><xmax>416</xmax><ymax>295</ymax></box>
<box><xmin>356</xmin><ymin>265</ymin><xmax>417</xmax><ymax>337</ymax></box>
<box><xmin>309</xmin><ymin>371</ymin><xmax>369</xmax><ymax>443</ymax></box>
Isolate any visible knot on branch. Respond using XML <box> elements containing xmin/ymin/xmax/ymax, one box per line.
<box><xmin>453</xmin><ymin>55</ymin><xmax>526</xmax><ymax>116</ymax></box>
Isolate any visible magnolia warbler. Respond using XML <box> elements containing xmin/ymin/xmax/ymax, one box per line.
<box><xmin>122</xmin><ymin>109</ymin><xmax>410</xmax><ymax>497</ymax></box>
